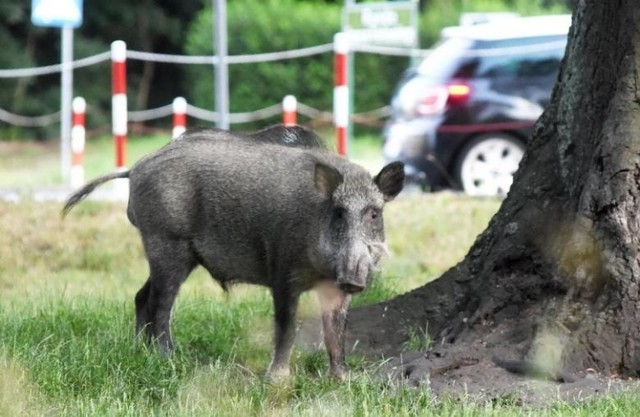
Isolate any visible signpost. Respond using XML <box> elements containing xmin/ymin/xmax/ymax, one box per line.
<box><xmin>342</xmin><ymin>1</ymin><xmax>418</xmax><ymax>47</ymax></box>
<box><xmin>31</xmin><ymin>0</ymin><xmax>83</xmax><ymax>184</ymax></box>
<box><xmin>339</xmin><ymin>1</ymin><xmax>418</xmax><ymax>154</ymax></box>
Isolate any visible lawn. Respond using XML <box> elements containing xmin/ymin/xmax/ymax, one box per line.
<box><xmin>0</xmin><ymin>131</ymin><xmax>384</xmax><ymax>190</ymax></box>
<box><xmin>0</xmin><ymin>134</ymin><xmax>171</xmax><ymax>188</ymax></box>
<box><xmin>1</xmin><ymin>134</ymin><xmax>637</xmax><ymax>415</ymax></box>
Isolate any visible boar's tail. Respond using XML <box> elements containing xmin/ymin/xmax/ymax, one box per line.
<box><xmin>61</xmin><ymin>171</ymin><xmax>130</xmax><ymax>218</ymax></box>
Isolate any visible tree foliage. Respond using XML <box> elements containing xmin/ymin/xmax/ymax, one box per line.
<box><xmin>0</xmin><ymin>0</ymin><xmax>201</xmax><ymax>139</ymax></box>
<box><xmin>184</xmin><ymin>0</ymin><xmax>410</xmax><ymax>131</ymax></box>
<box><xmin>0</xmin><ymin>0</ymin><xmax>569</xmax><ymax>139</ymax></box>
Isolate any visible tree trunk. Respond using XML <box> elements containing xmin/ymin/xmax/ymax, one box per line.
<box><xmin>349</xmin><ymin>0</ymin><xmax>640</xmax><ymax>377</ymax></box>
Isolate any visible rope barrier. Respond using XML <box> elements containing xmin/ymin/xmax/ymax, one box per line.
<box><xmin>185</xmin><ymin>103</ymin><xmax>284</xmax><ymax>124</ymax></box>
<box><xmin>0</xmin><ymin>39</ymin><xmax>564</xmax><ymax>128</ymax></box>
<box><xmin>227</xmin><ymin>43</ymin><xmax>334</xmax><ymax>64</ymax></box>
<box><xmin>0</xmin><ymin>39</ymin><xmax>564</xmax><ymax>79</ymax></box>
<box><xmin>0</xmin><ymin>52</ymin><xmax>111</xmax><ymax>78</ymax></box>
<box><xmin>0</xmin><ymin>102</ymin><xmax>390</xmax><ymax>128</ymax></box>
<box><xmin>296</xmin><ymin>102</ymin><xmax>331</xmax><ymax>120</ymax></box>
<box><xmin>228</xmin><ymin>104</ymin><xmax>283</xmax><ymax>124</ymax></box>
<box><xmin>0</xmin><ymin>43</ymin><xmax>335</xmax><ymax>79</ymax></box>
<box><xmin>128</xmin><ymin>104</ymin><xmax>174</xmax><ymax>122</ymax></box>
<box><xmin>126</xmin><ymin>43</ymin><xmax>334</xmax><ymax>65</ymax></box>
<box><xmin>125</xmin><ymin>51</ymin><xmax>215</xmax><ymax>65</ymax></box>
<box><xmin>0</xmin><ymin>108</ymin><xmax>60</xmax><ymax>127</ymax></box>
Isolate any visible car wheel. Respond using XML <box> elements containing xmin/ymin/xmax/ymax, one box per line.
<box><xmin>454</xmin><ymin>133</ymin><xmax>525</xmax><ymax>197</ymax></box>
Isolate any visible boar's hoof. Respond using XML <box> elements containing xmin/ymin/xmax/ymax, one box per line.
<box><xmin>265</xmin><ymin>366</ymin><xmax>291</xmax><ymax>382</ymax></box>
<box><xmin>338</xmin><ymin>283</ymin><xmax>365</xmax><ymax>294</ymax></box>
<box><xmin>330</xmin><ymin>366</ymin><xmax>349</xmax><ymax>381</ymax></box>
<box><xmin>156</xmin><ymin>343</ymin><xmax>174</xmax><ymax>357</ymax></box>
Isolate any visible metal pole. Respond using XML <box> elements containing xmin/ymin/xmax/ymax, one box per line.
<box><xmin>60</xmin><ymin>26</ymin><xmax>73</xmax><ymax>183</ymax></box>
<box><xmin>213</xmin><ymin>0</ymin><xmax>229</xmax><ymax>130</ymax></box>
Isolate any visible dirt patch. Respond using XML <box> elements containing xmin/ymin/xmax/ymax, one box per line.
<box><xmin>302</xmin><ymin>309</ymin><xmax>638</xmax><ymax>406</ymax></box>
<box><xmin>379</xmin><ymin>349</ymin><xmax>638</xmax><ymax>406</ymax></box>
<box><xmin>346</xmin><ymin>304</ymin><xmax>639</xmax><ymax>406</ymax></box>
<box><xmin>341</xmin><ymin>235</ymin><xmax>640</xmax><ymax>406</ymax></box>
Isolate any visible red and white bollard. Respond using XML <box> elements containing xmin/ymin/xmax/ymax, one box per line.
<box><xmin>282</xmin><ymin>95</ymin><xmax>297</xmax><ymax>126</ymax></box>
<box><xmin>333</xmin><ymin>32</ymin><xmax>349</xmax><ymax>156</ymax></box>
<box><xmin>70</xmin><ymin>97</ymin><xmax>86</xmax><ymax>189</ymax></box>
<box><xmin>111</xmin><ymin>40</ymin><xmax>127</xmax><ymax>170</ymax></box>
<box><xmin>172</xmin><ymin>97</ymin><xmax>187</xmax><ymax>139</ymax></box>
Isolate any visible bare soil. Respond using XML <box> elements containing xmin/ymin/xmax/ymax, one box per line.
<box><xmin>344</xmin><ymin>303</ymin><xmax>640</xmax><ymax>406</ymax></box>
<box><xmin>300</xmin><ymin>309</ymin><xmax>638</xmax><ymax>406</ymax></box>
<box><xmin>377</xmin><ymin>347</ymin><xmax>638</xmax><ymax>406</ymax></box>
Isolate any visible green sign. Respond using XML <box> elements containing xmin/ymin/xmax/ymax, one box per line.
<box><xmin>343</xmin><ymin>1</ymin><xmax>418</xmax><ymax>46</ymax></box>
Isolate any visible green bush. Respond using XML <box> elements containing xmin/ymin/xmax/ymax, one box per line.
<box><xmin>184</xmin><ymin>0</ymin><xmax>411</xmax><ymax>129</ymax></box>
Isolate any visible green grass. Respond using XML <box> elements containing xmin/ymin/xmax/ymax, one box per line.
<box><xmin>2</xmin><ymin>198</ymin><xmax>638</xmax><ymax>415</ymax></box>
<box><xmin>0</xmin><ymin>134</ymin><xmax>171</xmax><ymax>188</ymax></box>
<box><xmin>2</xmin><ymin>293</ymin><xmax>640</xmax><ymax>416</ymax></box>
<box><xmin>0</xmin><ymin>132</ymin><xmax>383</xmax><ymax>190</ymax></box>
<box><xmin>1</xmin><ymin>137</ymin><xmax>638</xmax><ymax>415</ymax></box>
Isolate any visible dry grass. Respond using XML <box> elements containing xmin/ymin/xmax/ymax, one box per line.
<box><xmin>0</xmin><ymin>193</ymin><xmax>499</xmax><ymax>300</ymax></box>
<box><xmin>383</xmin><ymin>192</ymin><xmax>499</xmax><ymax>290</ymax></box>
<box><xmin>0</xmin><ymin>354</ymin><xmax>45</xmax><ymax>416</ymax></box>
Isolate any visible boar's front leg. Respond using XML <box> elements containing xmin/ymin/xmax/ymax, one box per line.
<box><xmin>266</xmin><ymin>285</ymin><xmax>300</xmax><ymax>381</ymax></box>
<box><xmin>319</xmin><ymin>288</ymin><xmax>352</xmax><ymax>380</ymax></box>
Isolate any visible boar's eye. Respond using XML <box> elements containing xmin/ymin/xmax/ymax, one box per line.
<box><xmin>365</xmin><ymin>207</ymin><xmax>381</xmax><ymax>222</ymax></box>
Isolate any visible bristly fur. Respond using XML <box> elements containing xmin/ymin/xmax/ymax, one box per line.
<box><xmin>61</xmin><ymin>171</ymin><xmax>130</xmax><ymax>218</ymax></box>
<box><xmin>58</xmin><ymin>124</ymin><xmax>404</xmax><ymax>381</ymax></box>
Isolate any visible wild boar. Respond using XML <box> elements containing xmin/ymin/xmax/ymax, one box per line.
<box><xmin>63</xmin><ymin>125</ymin><xmax>404</xmax><ymax>380</ymax></box>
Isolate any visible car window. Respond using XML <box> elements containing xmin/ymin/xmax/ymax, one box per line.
<box><xmin>471</xmin><ymin>35</ymin><xmax>566</xmax><ymax>79</ymax></box>
<box><xmin>417</xmin><ymin>37</ymin><xmax>474</xmax><ymax>82</ymax></box>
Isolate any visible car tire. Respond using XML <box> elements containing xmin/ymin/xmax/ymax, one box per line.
<box><xmin>454</xmin><ymin>133</ymin><xmax>525</xmax><ymax>197</ymax></box>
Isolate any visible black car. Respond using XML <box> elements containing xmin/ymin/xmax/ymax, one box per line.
<box><xmin>383</xmin><ymin>15</ymin><xmax>570</xmax><ymax>197</ymax></box>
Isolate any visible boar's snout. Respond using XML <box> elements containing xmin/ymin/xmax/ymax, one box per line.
<box><xmin>336</xmin><ymin>247</ymin><xmax>373</xmax><ymax>294</ymax></box>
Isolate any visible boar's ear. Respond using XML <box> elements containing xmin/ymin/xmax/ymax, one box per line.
<box><xmin>374</xmin><ymin>161</ymin><xmax>405</xmax><ymax>202</ymax></box>
<box><xmin>314</xmin><ymin>162</ymin><xmax>343</xmax><ymax>199</ymax></box>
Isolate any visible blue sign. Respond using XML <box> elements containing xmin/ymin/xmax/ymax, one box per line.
<box><xmin>32</xmin><ymin>0</ymin><xmax>83</xmax><ymax>28</ymax></box>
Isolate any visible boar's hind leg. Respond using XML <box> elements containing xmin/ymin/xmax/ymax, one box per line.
<box><xmin>319</xmin><ymin>290</ymin><xmax>352</xmax><ymax>380</ymax></box>
<box><xmin>136</xmin><ymin>236</ymin><xmax>197</xmax><ymax>354</ymax></box>
<box><xmin>266</xmin><ymin>286</ymin><xmax>300</xmax><ymax>381</ymax></box>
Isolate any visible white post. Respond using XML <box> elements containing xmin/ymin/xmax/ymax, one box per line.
<box><xmin>172</xmin><ymin>97</ymin><xmax>187</xmax><ymax>139</ymax></box>
<box><xmin>333</xmin><ymin>32</ymin><xmax>349</xmax><ymax>156</ymax></box>
<box><xmin>282</xmin><ymin>95</ymin><xmax>297</xmax><ymax>126</ymax></box>
<box><xmin>70</xmin><ymin>97</ymin><xmax>86</xmax><ymax>188</ymax></box>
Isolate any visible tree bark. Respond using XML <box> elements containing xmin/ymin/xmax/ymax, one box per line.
<box><xmin>349</xmin><ymin>0</ymin><xmax>640</xmax><ymax>377</ymax></box>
